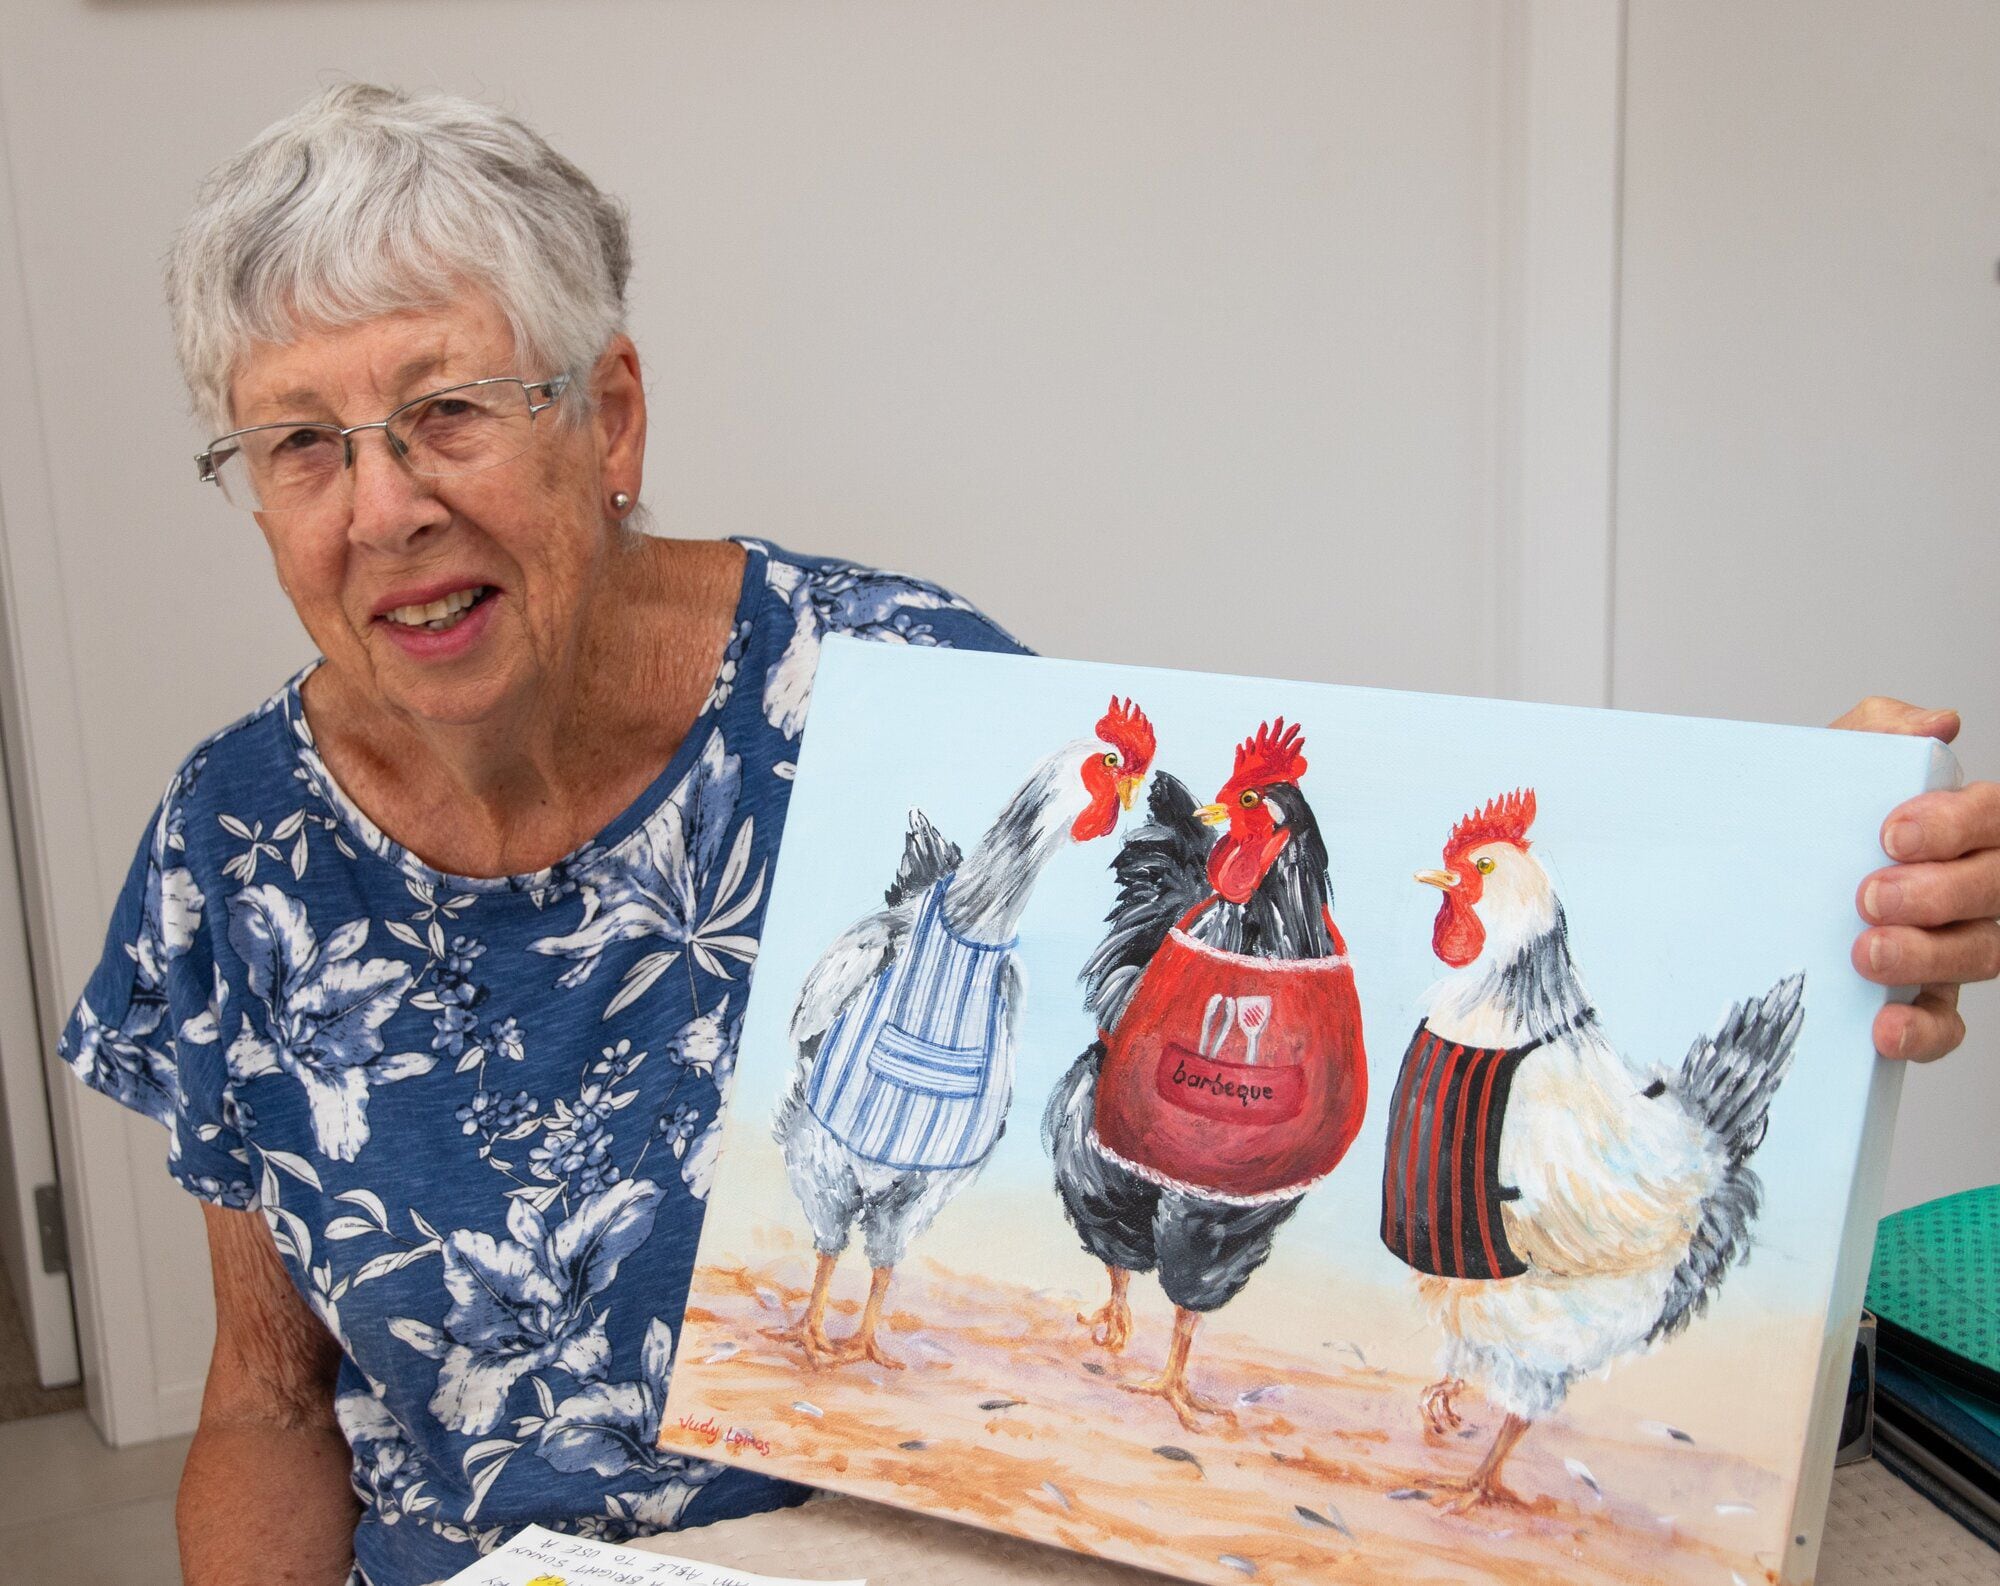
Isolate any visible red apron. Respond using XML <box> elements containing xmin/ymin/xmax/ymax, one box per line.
<box><xmin>1090</xmin><ymin>901</ymin><xmax>1367</xmax><ymax>1204</ymax></box>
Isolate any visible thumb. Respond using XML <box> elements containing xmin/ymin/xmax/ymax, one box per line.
<box><xmin>1830</xmin><ymin>696</ymin><xmax>1960</xmax><ymax>742</ymax></box>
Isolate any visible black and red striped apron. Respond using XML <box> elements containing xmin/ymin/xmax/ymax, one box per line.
<box><xmin>1379</xmin><ymin>1020</ymin><xmax>1543</xmax><ymax>1280</ymax></box>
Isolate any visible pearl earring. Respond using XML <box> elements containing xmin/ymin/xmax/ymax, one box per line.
<box><xmin>611</xmin><ymin>491</ymin><xmax>632</xmax><ymax>513</ymax></box>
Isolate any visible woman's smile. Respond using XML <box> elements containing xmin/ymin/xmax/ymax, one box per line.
<box><xmin>371</xmin><ymin>581</ymin><xmax>502</xmax><ymax>660</ymax></box>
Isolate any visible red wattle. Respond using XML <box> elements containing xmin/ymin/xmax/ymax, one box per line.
<box><xmin>1433</xmin><ymin>894</ymin><xmax>1485</xmax><ymax>967</ymax></box>
<box><xmin>1071</xmin><ymin>790</ymin><xmax>1119</xmax><ymax>842</ymax></box>
<box><xmin>1208</xmin><ymin>826</ymin><xmax>1292</xmax><ymax>904</ymax></box>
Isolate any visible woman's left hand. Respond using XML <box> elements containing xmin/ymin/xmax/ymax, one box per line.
<box><xmin>1837</xmin><ymin>696</ymin><xmax>2000</xmax><ymax>1061</ymax></box>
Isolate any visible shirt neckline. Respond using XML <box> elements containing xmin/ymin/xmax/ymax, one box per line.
<box><xmin>278</xmin><ymin>537</ymin><xmax>768</xmax><ymax>898</ymax></box>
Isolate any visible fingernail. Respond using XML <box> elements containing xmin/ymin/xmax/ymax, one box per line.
<box><xmin>1884</xmin><ymin>820</ymin><xmax>1921</xmax><ymax>860</ymax></box>
<box><xmin>1867</xmin><ymin>935</ymin><xmax>1893</xmax><ymax>975</ymax></box>
<box><xmin>1865</xmin><ymin>877</ymin><xmax>1901</xmax><ymax>920</ymax></box>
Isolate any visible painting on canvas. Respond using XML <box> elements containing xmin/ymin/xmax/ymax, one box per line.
<box><xmin>657</xmin><ymin>636</ymin><xmax>1947</xmax><ymax>1586</ymax></box>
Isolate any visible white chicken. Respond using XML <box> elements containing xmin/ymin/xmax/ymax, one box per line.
<box><xmin>767</xmin><ymin>699</ymin><xmax>1155</xmax><ymax>1368</ymax></box>
<box><xmin>1383</xmin><ymin>788</ymin><xmax>1805</xmax><ymax>1510</ymax></box>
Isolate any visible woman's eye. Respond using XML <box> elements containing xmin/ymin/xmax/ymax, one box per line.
<box><xmin>276</xmin><ymin>428</ymin><xmax>332</xmax><ymax>454</ymax></box>
<box><xmin>1475</xmin><ymin>856</ymin><xmax>1495</xmax><ymax>874</ymax></box>
<box><xmin>1239</xmin><ymin>790</ymin><xmax>1259</xmax><ymax>808</ymax></box>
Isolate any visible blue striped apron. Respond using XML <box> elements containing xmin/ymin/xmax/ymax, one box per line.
<box><xmin>804</xmin><ymin>876</ymin><xmax>1016</xmax><ymax>1170</ymax></box>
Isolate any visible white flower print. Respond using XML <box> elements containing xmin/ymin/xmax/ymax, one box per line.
<box><xmin>388</xmin><ymin>1179</ymin><xmax>662</xmax><ymax>1437</ymax></box>
<box><xmin>528</xmin><ymin>731</ymin><xmax>764</xmax><ymax>1017</ymax></box>
<box><xmin>223</xmin><ymin>886</ymin><xmax>435</xmax><ymax>1161</ymax></box>
<box><xmin>759</xmin><ymin>557</ymin><xmax>988</xmax><ymax>738</ymax></box>
<box><xmin>528</xmin><ymin>1318</ymin><xmax>719</xmax><ymax>1527</ymax></box>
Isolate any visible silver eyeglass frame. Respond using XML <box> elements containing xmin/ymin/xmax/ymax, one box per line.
<box><xmin>194</xmin><ymin>374</ymin><xmax>571</xmax><ymax>505</ymax></box>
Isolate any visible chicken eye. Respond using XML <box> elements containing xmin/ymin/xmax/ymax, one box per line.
<box><xmin>1474</xmin><ymin>856</ymin><xmax>1496</xmax><ymax>875</ymax></box>
<box><xmin>1239</xmin><ymin>790</ymin><xmax>1260</xmax><ymax>808</ymax></box>
<box><xmin>1102</xmin><ymin>751</ymin><xmax>1119</xmax><ymax>769</ymax></box>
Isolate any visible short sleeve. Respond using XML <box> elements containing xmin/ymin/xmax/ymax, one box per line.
<box><xmin>902</xmin><ymin>602</ymin><xmax>1034</xmax><ymax>659</ymax></box>
<box><xmin>57</xmin><ymin>775</ymin><xmax>258</xmax><ymax>1209</ymax></box>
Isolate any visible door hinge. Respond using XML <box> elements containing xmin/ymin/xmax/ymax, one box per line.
<box><xmin>33</xmin><ymin>1183</ymin><xmax>67</xmax><ymax>1275</ymax></box>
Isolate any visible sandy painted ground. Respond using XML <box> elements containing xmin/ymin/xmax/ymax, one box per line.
<box><xmin>660</xmin><ymin>1235</ymin><xmax>1797</xmax><ymax>1586</ymax></box>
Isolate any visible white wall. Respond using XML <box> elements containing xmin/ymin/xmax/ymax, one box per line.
<box><xmin>1615</xmin><ymin>0</ymin><xmax>2000</xmax><ymax>1215</ymax></box>
<box><xmin>0</xmin><ymin>0</ymin><xmax>1989</xmax><ymax>1444</ymax></box>
<box><xmin>0</xmin><ymin>1</ymin><xmax>1552</xmax><ymax>1442</ymax></box>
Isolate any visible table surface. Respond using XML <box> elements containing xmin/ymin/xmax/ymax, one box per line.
<box><xmin>633</xmin><ymin>1459</ymin><xmax>2000</xmax><ymax>1586</ymax></box>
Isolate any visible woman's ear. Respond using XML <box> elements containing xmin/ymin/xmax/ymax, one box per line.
<box><xmin>591</xmin><ymin>334</ymin><xmax>647</xmax><ymax>508</ymax></box>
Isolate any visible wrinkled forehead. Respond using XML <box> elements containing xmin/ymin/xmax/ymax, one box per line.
<box><xmin>226</xmin><ymin>292</ymin><xmax>517</xmax><ymax>429</ymax></box>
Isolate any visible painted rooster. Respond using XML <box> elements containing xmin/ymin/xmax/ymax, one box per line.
<box><xmin>768</xmin><ymin>699</ymin><xmax>1156</xmax><ymax>1368</ymax></box>
<box><xmin>1385</xmin><ymin>789</ymin><xmax>1805</xmax><ymax>1510</ymax></box>
<box><xmin>1046</xmin><ymin>721</ymin><xmax>1366</xmax><ymax>1430</ymax></box>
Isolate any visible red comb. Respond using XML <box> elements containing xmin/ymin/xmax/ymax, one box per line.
<box><xmin>1443</xmin><ymin>788</ymin><xmax>1537</xmax><ymax>865</ymax></box>
<box><xmin>1096</xmin><ymin>697</ymin><xmax>1156</xmax><ymax>775</ymax></box>
<box><xmin>1222</xmin><ymin>718</ymin><xmax>1308</xmax><ymax>795</ymax></box>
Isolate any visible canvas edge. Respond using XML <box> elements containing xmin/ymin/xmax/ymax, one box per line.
<box><xmin>1780</xmin><ymin>737</ymin><xmax>1960</xmax><ymax>1584</ymax></box>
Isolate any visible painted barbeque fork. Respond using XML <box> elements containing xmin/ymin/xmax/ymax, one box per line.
<box><xmin>767</xmin><ymin>698</ymin><xmax>1156</xmax><ymax>1369</ymax></box>
<box><xmin>1047</xmin><ymin>718</ymin><xmax>1368</xmax><ymax>1431</ymax></box>
<box><xmin>1385</xmin><ymin>787</ymin><xmax>1806</xmax><ymax>1513</ymax></box>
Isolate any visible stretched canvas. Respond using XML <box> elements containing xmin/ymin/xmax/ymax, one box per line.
<box><xmin>657</xmin><ymin>637</ymin><xmax>1953</xmax><ymax>1586</ymax></box>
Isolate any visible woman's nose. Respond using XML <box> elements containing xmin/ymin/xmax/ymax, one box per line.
<box><xmin>344</xmin><ymin>428</ymin><xmax>450</xmax><ymax>548</ymax></box>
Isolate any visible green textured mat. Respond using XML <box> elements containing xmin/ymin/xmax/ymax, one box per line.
<box><xmin>1868</xmin><ymin>1186</ymin><xmax>2000</xmax><ymax>1402</ymax></box>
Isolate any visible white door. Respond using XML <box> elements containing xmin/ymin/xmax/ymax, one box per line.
<box><xmin>0</xmin><ymin>717</ymin><xmax>79</xmax><ymax>1387</ymax></box>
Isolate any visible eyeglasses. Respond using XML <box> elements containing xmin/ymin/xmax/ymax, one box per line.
<box><xmin>195</xmin><ymin>375</ymin><xmax>570</xmax><ymax>514</ymax></box>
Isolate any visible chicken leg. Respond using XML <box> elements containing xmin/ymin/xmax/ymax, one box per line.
<box><xmin>762</xmin><ymin>1250</ymin><xmax>841</xmax><ymax>1366</ymax></box>
<box><xmin>1078</xmin><ymin>1265</ymin><xmax>1133</xmax><ymax>1351</ymax></box>
<box><xmin>819</xmin><ymin>1265</ymin><xmax>906</xmax><ymax>1369</ymax></box>
<box><xmin>1433</xmin><ymin>1413</ymin><xmax>1531</xmax><ymax>1513</ymax></box>
<box><xmin>1121</xmin><ymin>1306</ymin><xmax>1234</xmax><ymax>1432</ymax></box>
<box><xmin>1421</xmin><ymin>1375</ymin><xmax>1467</xmax><ymax>1435</ymax></box>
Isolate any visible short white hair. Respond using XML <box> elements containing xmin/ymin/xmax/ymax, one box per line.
<box><xmin>167</xmin><ymin>83</ymin><xmax>631</xmax><ymax>435</ymax></box>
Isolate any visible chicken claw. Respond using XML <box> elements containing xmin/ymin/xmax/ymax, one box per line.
<box><xmin>809</xmin><ymin>1264</ymin><xmax>905</xmax><ymax>1371</ymax></box>
<box><xmin>819</xmin><ymin>1331</ymin><xmax>906</xmax><ymax>1371</ymax></box>
<box><xmin>1120</xmin><ymin>1371</ymin><xmax>1234</xmax><ymax>1434</ymax></box>
<box><xmin>1079</xmin><ymin>1264</ymin><xmax>1133</xmax><ymax>1351</ymax></box>
<box><xmin>1421</xmin><ymin>1375</ymin><xmax>1466</xmax><ymax>1435</ymax></box>
<box><xmin>763</xmin><ymin>1250</ymin><xmax>841</xmax><ymax>1367</ymax></box>
<box><xmin>1118</xmin><ymin>1306</ymin><xmax>1233</xmax><ymax>1433</ymax></box>
<box><xmin>1079</xmin><ymin>1297</ymin><xmax>1133</xmax><ymax>1352</ymax></box>
<box><xmin>1431</xmin><ymin>1412</ymin><xmax>1535</xmax><ymax>1515</ymax></box>
<box><xmin>762</xmin><ymin>1315</ymin><xmax>839</xmax><ymax>1368</ymax></box>
<box><xmin>1432</xmin><ymin>1473</ymin><xmax>1529</xmax><ymax>1515</ymax></box>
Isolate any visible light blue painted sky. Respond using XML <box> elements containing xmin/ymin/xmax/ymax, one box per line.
<box><xmin>719</xmin><ymin>636</ymin><xmax>1942</xmax><ymax>1316</ymax></box>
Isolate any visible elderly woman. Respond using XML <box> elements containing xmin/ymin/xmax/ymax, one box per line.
<box><xmin>56</xmin><ymin>83</ymin><xmax>2000</xmax><ymax>1586</ymax></box>
<box><xmin>63</xmin><ymin>85</ymin><xmax>1022</xmax><ymax>1585</ymax></box>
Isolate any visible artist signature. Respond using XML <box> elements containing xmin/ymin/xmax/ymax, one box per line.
<box><xmin>677</xmin><ymin>1414</ymin><xmax>772</xmax><ymax>1457</ymax></box>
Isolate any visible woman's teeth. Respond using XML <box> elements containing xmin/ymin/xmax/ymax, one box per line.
<box><xmin>385</xmin><ymin>586</ymin><xmax>489</xmax><ymax>631</ymax></box>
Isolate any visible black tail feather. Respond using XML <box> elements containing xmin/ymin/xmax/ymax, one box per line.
<box><xmin>1648</xmin><ymin>972</ymin><xmax>1806</xmax><ymax>1344</ymax></box>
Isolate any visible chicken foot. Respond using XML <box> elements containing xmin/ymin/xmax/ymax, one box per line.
<box><xmin>761</xmin><ymin>1250</ymin><xmax>842</xmax><ymax>1366</ymax></box>
<box><xmin>1078</xmin><ymin>1265</ymin><xmax>1133</xmax><ymax>1352</ymax></box>
<box><xmin>1121</xmin><ymin>1306</ymin><xmax>1235</xmax><ymax>1433</ymax></box>
<box><xmin>1421</xmin><ymin>1375</ymin><xmax>1467</xmax><ymax>1435</ymax></box>
<box><xmin>818</xmin><ymin>1265</ymin><xmax>906</xmax><ymax>1370</ymax></box>
<box><xmin>1432</xmin><ymin>1412</ymin><xmax>1532</xmax><ymax>1514</ymax></box>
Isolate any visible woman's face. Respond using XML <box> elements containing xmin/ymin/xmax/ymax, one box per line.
<box><xmin>228</xmin><ymin>291</ymin><xmax>644</xmax><ymax>730</ymax></box>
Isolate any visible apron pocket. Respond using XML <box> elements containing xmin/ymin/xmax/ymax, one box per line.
<box><xmin>869</xmin><ymin>1023</ymin><xmax>987</xmax><ymax>1098</ymax></box>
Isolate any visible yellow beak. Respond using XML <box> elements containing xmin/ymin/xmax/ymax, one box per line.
<box><xmin>1196</xmin><ymin>803</ymin><xmax>1230</xmax><ymax>826</ymax></box>
<box><xmin>1117</xmin><ymin>775</ymin><xmax>1141</xmax><ymax>811</ymax></box>
<box><xmin>1414</xmin><ymin>868</ymin><xmax>1458</xmax><ymax>889</ymax></box>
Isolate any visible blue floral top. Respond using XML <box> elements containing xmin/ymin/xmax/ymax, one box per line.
<box><xmin>58</xmin><ymin>539</ymin><xmax>1025</xmax><ymax>1586</ymax></box>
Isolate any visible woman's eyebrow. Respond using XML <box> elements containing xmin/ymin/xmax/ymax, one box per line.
<box><xmin>237</xmin><ymin>354</ymin><xmax>461</xmax><ymax>425</ymax></box>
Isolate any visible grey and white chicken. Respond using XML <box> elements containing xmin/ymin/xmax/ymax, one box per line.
<box><xmin>767</xmin><ymin>699</ymin><xmax>1154</xmax><ymax>1367</ymax></box>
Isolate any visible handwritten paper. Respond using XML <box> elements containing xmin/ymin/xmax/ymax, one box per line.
<box><xmin>440</xmin><ymin>1523</ymin><xmax>866</xmax><ymax>1586</ymax></box>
